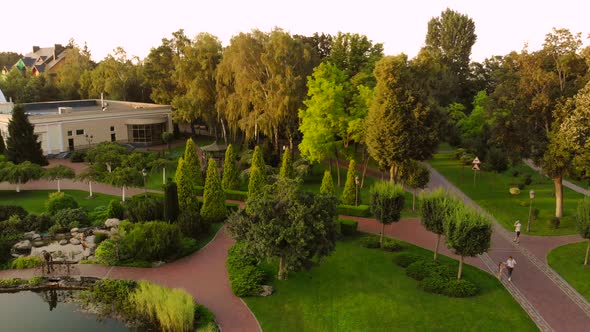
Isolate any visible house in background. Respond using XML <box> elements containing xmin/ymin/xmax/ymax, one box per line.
<box><xmin>1</xmin><ymin>44</ymin><xmax>70</xmax><ymax>77</ymax></box>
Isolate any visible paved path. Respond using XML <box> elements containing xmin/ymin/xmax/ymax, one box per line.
<box><xmin>524</xmin><ymin>159</ymin><xmax>590</xmax><ymax>196</ymax></box>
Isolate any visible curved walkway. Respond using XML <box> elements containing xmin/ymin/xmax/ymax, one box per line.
<box><xmin>524</xmin><ymin>159</ymin><xmax>590</xmax><ymax>196</ymax></box>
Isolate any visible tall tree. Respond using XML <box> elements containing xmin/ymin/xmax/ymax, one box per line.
<box><xmin>420</xmin><ymin>189</ymin><xmax>456</xmax><ymax>260</ymax></box>
<box><xmin>175</xmin><ymin>157</ymin><xmax>197</xmax><ymax>210</ymax></box>
<box><xmin>425</xmin><ymin>8</ymin><xmax>477</xmax><ymax>105</ymax></box>
<box><xmin>228</xmin><ymin>177</ymin><xmax>338</xmax><ymax>280</ymax></box>
<box><xmin>370</xmin><ymin>182</ymin><xmax>405</xmax><ymax>247</ymax></box>
<box><xmin>222</xmin><ymin>144</ymin><xmax>239</xmax><ymax>190</ymax></box>
<box><xmin>341</xmin><ymin>160</ymin><xmax>357</xmax><ymax>205</ymax></box>
<box><xmin>6</xmin><ymin>104</ymin><xmax>47</xmax><ymax>165</ymax></box>
<box><xmin>201</xmin><ymin>158</ymin><xmax>227</xmax><ymax>223</ymax></box>
<box><xmin>445</xmin><ymin>204</ymin><xmax>492</xmax><ymax>279</ymax></box>
<box><xmin>0</xmin><ymin>52</ymin><xmax>21</xmax><ymax>70</ymax></box>
<box><xmin>248</xmin><ymin>146</ymin><xmax>267</xmax><ymax>200</ymax></box>
<box><xmin>164</xmin><ymin>181</ymin><xmax>180</xmax><ymax>223</ymax></box>
<box><xmin>319</xmin><ymin>170</ymin><xmax>335</xmax><ymax>196</ymax></box>
<box><xmin>279</xmin><ymin>147</ymin><xmax>295</xmax><ymax>179</ymax></box>
<box><xmin>365</xmin><ymin>55</ymin><xmax>438</xmax><ymax>182</ymax></box>
<box><xmin>183</xmin><ymin>138</ymin><xmax>203</xmax><ymax>186</ymax></box>
<box><xmin>43</xmin><ymin>164</ymin><xmax>75</xmax><ymax>192</ymax></box>
<box><xmin>55</xmin><ymin>41</ymin><xmax>94</xmax><ymax>100</ymax></box>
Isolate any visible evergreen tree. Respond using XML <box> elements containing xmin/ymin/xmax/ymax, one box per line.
<box><xmin>341</xmin><ymin>160</ymin><xmax>357</xmax><ymax>205</ymax></box>
<box><xmin>201</xmin><ymin>158</ymin><xmax>227</xmax><ymax>223</ymax></box>
<box><xmin>222</xmin><ymin>144</ymin><xmax>238</xmax><ymax>190</ymax></box>
<box><xmin>184</xmin><ymin>138</ymin><xmax>203</xmax><ymax>186</ymax></box>
<box><xmin>279</xmin><ymin>147</ymin><xmax>295</xmax><ymax>179</ymax></box>
<box><xmin>164</xmin><ymin>181</ymin><xmax>180</xmax><ymax>223</ymax></box>
<box><xmin>176</xmin><ymin>157</ymin><xmax>197</xmax><ymax>210</ymax></box>
<box><xmin>0</xmin><ymin>132</ymin><xmax>6</xmax><ymax>155</ymax></box>
<box><xmin>248</xmin><ymin>146</ymin><xmax>267</xmax><ymax>200</ymax></box>
<box><xmin>320</xmin><ymin>170</ymin><xmax>335</xmax><ymax>196</ymax></box>
<box><xmin>251</xmin><ymin>146</ymin><xmax>266</xmax><ymax>177</ymax></box>
<box><xmin>6</xmin><ymin>104</ymin><xmax>47</xmax><ymax>165</ymax></box>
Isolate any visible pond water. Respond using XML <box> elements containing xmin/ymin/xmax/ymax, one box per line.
<box><xmin>0</xmin><ymin>290</ymin><xmax>129</xmax><ymax>331</ymax></box>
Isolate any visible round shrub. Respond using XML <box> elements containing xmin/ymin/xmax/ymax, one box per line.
<box><xmin>509</xmin><ymin>187</ymin><xmax>520</xmax><ymax>195</ymax></box>
<box><xmin>95</xmin><ymin>239</ymin><xmax>119</xmax><ymax>265</ymax></box>
<box><xmin>419</xmin><ymin>275</ymin><xmax>448</xmax><ymax>294</ymax></box>
<box><xmin>360</xmin><ymin>236</ymin><xmax>381</xmax><ymax>249</ymax></box>
<box><xmin>0</xmin><ymin>205</ymin><xmax>27</xmax><ymax>221</ymax></box>
<box><xmin>0</xmin><ymin>215</ymin><xmax>22</xmax><ymax>236</ymax></box>
<box><xmin>10</xmin><ymin>256</ymin><xmax>43</xmax><ymax>269</ymax></box>
<box><xmin>125</xmin><ymin>196</ymin><xmax>164</xmax><ymax>222</ymax></box>
<box><xmin>21</xmin><ymin>213</ymin><xmax>52</xmax><ymax>232</ymax></box>
<box><xmin>123</xmin><ymin>221</ymin><xmax>182</xmax><ymax>261</ymax></box>
<box><xmin>443</xmin><ymin>279</ymin><xmax>478</xmax><ymax>297</ymax></box>
<box><xmin>52</xmin><ymin>208</ymin><xmax>89</xmax><ymax>230</ymax></box>
<box><xmin>106</xmin><ymin>200</ymin><xmax>125</xmax><ymax>219</ymax></box>
<box><xmin>406</xmin><ymin>260</ymin><xmax>453</xmax><ymax>281</ymax></box>
<box><xmin>382</xmin><ymin>238</ymin><xmax>404</xmax><ymax>252</ymax></box>
<box><xmin>393</xmin><ymin>253</ymin><xmax>421</xmax><ymax>268</ymax></box>
<box><xmin>70</xmin><ymin>150</ymin><xmax>86</xmax><ymax>163</ymax></box>
<box><xmin>45</xmin><ymin>192</ymin><xmax>79</xmax><ymax>214</ymax></box>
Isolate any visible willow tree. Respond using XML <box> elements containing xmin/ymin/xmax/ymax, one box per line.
<box><xmin>216</xmin><ymin>29</ymin><xmax>313</xmax><ymax>148</ymax></box>
<box><xmin>43</xmin><ymin>164</ymin><xmax>75</xmax><ymax>192</ymax></box>
<box><xmin>365</xmin><ymin>55</ymin><xmax>439</xmax><ymax>183</ymax></box>
<box><xmin>0</xmin><ymin>161</ymin><xmax>43</xmax><ymax>192</ymax></box>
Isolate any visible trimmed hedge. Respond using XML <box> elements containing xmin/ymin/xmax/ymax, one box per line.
<box><xmin>226</xmin><ymin>243</ymin><xmax>265</xmax><ymax>297</ymax></box>
<box><xmin>337</xmin><ymin>204</ymin><xmax>371</xmax><ymax>217</ymax></box>
<box><xmin>406</xmin><ymin>260</ymin><xmax>452</xmax><ymax>281</ymax></box>
<box><xmin>338</xmin><ymin>219</ymin><xmax>358</xmax><ymax>235</ymax></box>
<box><xmin>393</xmin><ymin>252</ymin><xmax>421</xmax><ymax>268</ymax></box>
<box><xmin>360</xmin><ymin>236</ymin><xmax>381</xmax><ymax>249</ymax></box>
<box><xmin>224</xmin><ymin>189</ymin><xmax>248</xmax><ymax>202</ymax></box>
<box><xmin>382</xmin><ymin>238</ymin><xmax>404</xmax><ymax>252</ymax></box>
<box><xmin>10</xmin><ymin>256</ymin><xmax>43</xmax><ymax>269</ymax></box>
<box><xmin>405</xmin><ymin>258</ymin><xmax>479</xmax><ymax>298</ymax></box>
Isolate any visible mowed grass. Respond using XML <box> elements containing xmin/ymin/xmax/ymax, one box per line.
<box><xmin>429</xmin><ymin>151</ymin><xmax>585</xmax><ymax>235</ymax></box>
<box><xmin>245</xmin><ymin>236</ymin><xmax>537</xmax><ymax>332</ymax></box>
<box><xmin>0</xmin><ymin>190</ymin><xmax>119</xmax><ymax>213</ymax></box>
<box><xmin>547</xmin><ymin>241</ymin><xmax>590</xmax><ymax>301</ymax></box>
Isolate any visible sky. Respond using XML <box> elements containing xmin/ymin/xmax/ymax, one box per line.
<box><xmin>1</xmin><ymin>0</ymin><xmax>588</xmax><ymax>62</ymax></box>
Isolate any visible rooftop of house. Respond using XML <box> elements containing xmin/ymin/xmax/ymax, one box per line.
<box><xmin>21</xmin><ymin>99</ymin><xmax>170</xmax><ymax>116</ymax></box>
<box><xmin>4</xmin><ymin>44</ymin><xmax>69</xmax><ymax>74</ymax></box>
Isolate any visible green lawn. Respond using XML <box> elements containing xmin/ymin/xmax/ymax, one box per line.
<box><xmin>0</xmin><ymin>190</ymin><xmax>119</xmax><ymax>214</ymax></box>
<box><xmin>429</xmin><ymin>151</ymin><xmax>584</xmax><ymax>235</ymax></box>
<box><xmin>547</xmin><ymin>241</ymin><xmax>590</xmax><ymax>301</ymax></box>
<box><xmin>245</xmin><ymin>236</ymin><xmax>537</xmax><ymax>331</ymax></box>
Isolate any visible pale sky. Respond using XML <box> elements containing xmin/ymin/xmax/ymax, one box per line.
<box><xmin>1</xmin><ymin>0</ymin><xmax>588</xmax><ymax>62</ymax></box>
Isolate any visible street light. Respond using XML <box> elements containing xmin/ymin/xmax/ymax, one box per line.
<box><xmin>355</xmin><ymin>176</ymin><xmax>360</xmax><ymax>206</ymax></box>
<box><xmin>141</xmin><ymin>168</ymin><xmax>148</xmax><ymax>197</ymax></box>
<box><xmin>527</xmin><ymin>190</ymin><xmax>535</xmax><ymax>232</ymax></box>
<box><xmin>84</xmin><ymin>134</ymin><xmax>93</xmax><ymax>148</ymax></box>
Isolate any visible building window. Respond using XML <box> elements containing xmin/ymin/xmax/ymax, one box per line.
<box><xmin>67</xmin><ymin>130</ymin><xmax>72</xmax><ymax>136</ymax></box>
<box><xmin>76</xmin><ymin>129</ymin><xmax>84</xmax><ymax>135</ymax></box>
<box><xmin>110</xmin><ymin>126</ymin><xmax>115</xmax><ymax>132</ymax></box>
<box><xmin>129</xmin><ymin>124</ymin><xmax>164</xmax><ymax>144</ymax></box>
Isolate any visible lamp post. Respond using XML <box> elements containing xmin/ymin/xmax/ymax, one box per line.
<box><xmin>355</xmin><ymin>176</ymin><xmax>360</xmax><ymax>206</ymax></box>
<box><xmin>84</xmin><ymin>134</ymin><xmax>93</xmax><ymax>149</ymax></box>
<box><xmin>527</xmin><ymin>190</ymin><xmax>535</xmax><ymax>232</ymax></box>
<box><xmin>141</xmin><ymin>168</ymin><xmax>147</xmax><ymax>197</ymax></box>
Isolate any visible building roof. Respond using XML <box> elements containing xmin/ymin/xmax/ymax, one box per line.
<box><xmin>14</xmin><ymin>44</ymin><xmax>68</xmax><ymax>74</ymax></box>
<box><xmin>22</xmin><ymin>99</ymin><xmax>170</xmax><ymax>116</ymax></box>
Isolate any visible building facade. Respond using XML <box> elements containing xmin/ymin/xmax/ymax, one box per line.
<box><xmin>0</xmin><ymin>98</ymin><xmax>172</xmax><ymax>155</ymax></box>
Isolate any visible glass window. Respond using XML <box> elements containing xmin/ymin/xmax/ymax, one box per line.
<box><xmin>67</xmin><ymin>130</ymin><xmax>72</xmax><ymax>136</ymax></box>
<box><xmin>76</xmin><ymin>129</ymin><xmax>84</xmax><ymax>135</ymax></box>
<box><xmin>110</xmin><ymin>126</ymin><xmax>115</xmax><ymax>132</ymax></box>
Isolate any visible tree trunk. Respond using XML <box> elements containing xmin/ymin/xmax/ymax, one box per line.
<box><xmin>380</xmin><ymin>223</ymin><xmax>385</xmax><ymax>248</ymax></box>
<box><xmin>122</xmin><ymin>186</ymin><xmax>126</xmax><ymax>202</ymax></box>
<box><xmin>412</xmin><ymin>189</ymin><xmax>416</xmax><ymax>211</ymax></box>
<box><xmin>57</xmin><ymin>179</ymin><xmax>61</xmax><ymax>192</ymax></box>
<box><xmin>89</xmin><ymin>181</ymin><xmax>93</xmax><ymax>197</ymax></box>
<box><xmin>335</xmin><ymin>148</ymin><xmax>341</xmax><ymax>187</ymax></box>
<box><xmin>554</xmin><ymin>176</ymin><xmax>563</xmax><ymax>218</ymax></box>
<box><xmin>457</xmin><ymin>256</ymin><xmax>464</xmax><ymax>279</ymax></box>
<box><xmin>278</xmin><ymin>256</ymin><xmax>286</xmax><ymax>280</ymax></box>
<box><xmin>163</xmin><ymin>167</ymin><xmax>166</xmax><ymax>184</ymax></box>
<box><xmin>16</xmin><ymin>179</ymin><xmax>20</xmax><ymax>193</ymax></box>
<box><xmin>361</xmin><ymin>153</ymin><xmax>369</xmax><ymax>189</ymax></box>
<box><xmin>585</xmin><ymin>239</ymin><xmax>590</xmax><ymax>266</ymax></box>
<box><xmin>389</xmin><ymin>165</ymin><xmax>395</xmax><ymax>183</ymax></box>
<box><xmin>434</xmin><ymin>234</ymin><xmax>441</xmax><ymax>261</ymax></box>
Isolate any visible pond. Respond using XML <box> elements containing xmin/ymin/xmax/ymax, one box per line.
<box><xmin>0</xmin><ymin>290</ymin><xmax>129</xmax><ymax>331</ymax></box>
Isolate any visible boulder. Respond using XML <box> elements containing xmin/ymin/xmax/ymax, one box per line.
<box><xmin>33</xmin><ymin>241</ymin><xmax>45</xmax><ymax>248</ymax></box>
<box><xmin>259</xmin><ymin>285</ymin><xmax>273</xmax><ymax>297</ymax></box>
<box><xmin>14</xmin><ymin>240</ymin><xmax>32</xmax><ymax>251</ymax></box>
<box><xmin>104</xmin><ymin>218</ymin><xmax>120</xmax><ymax>228</ymax></box>
<box><xmin>31</xmin><ymin>233</ymin><xmax>41</xmax><ymax>241</ymax></box>
<box><xmin>70</xmin><ymin>227</ymin><xmax>79</xmax><ymax>234</ymax></box>
<box><xmin>69</xmin><ymin>238</ymin><xmax>81</xmax><ymax>245</ymax></box>
<box><xmin>59</xmin><ymin>239</ymin><xmax>68</xmax><ymax>246</ymax></box>
<box><xmin>85</xmin><ymin>235</ymin><xmax>95</xmax><ymax>244</ymax></box>
<box><xmin>24</xmin><ymin>231</ymin><xmax>36</xmax><ymax>240</ymax></box>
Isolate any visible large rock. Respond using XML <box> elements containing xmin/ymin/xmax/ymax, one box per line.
<box><xmin>59</xmin><ymin>239</ymin><xmax>68</xmax><ymax>246</ymax></box>
<box><xmin>14</xmin><ymin>240</ymin><xmax>32</xmax><ymax>251</ymax></box>
<box><xmin>33</xmin><ymin>241</ymin><xmax>45</xmax><ymax>248</ymax></box>
<box><xmin>85</xmin><ymin>235</ymin><xmax>95</xmax><ymax>244</ymax></box>
<box><xmin>69</xmin><ymin>238</ymin><xmax>81</xmax><ymax>245</ymax></box>
<box><xmin>70</xmin><ymin>227</ymin><xmax>79</xmax><ymax>234</ymax></box>
<box><xmin>31</xmin><ymin>233</ymin><xmax>41</xmax><ymax>241</ymax></box>
<box><xmin>259</xmin><ymin>285</ymin><xmax>273</xmax><ymax>297</ymax></box>
<box><xmin>24</xmin><ymin>231</ymin><xmax>36</xmax><ymax>240</ymax></box>
<box><xmin>105</xmin><ymin>218</ymin><xmax>120</xmax><ymax>228</ymax></box>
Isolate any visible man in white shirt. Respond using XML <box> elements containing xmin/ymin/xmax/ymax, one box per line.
<box><xmin>505</xmin><ymin>256</ymin><xmax>517</xmax><ymax>281</ymax></box>
<box><xmin>513</xmin><ymin>220</ymin><xmax>522</xmax><ymax>243</ymax></box>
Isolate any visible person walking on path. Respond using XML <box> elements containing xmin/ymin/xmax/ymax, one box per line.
<box><xmin>505</xmin><ymin>256</ymin><xmax>517</xmax><ymax>281</ymax></box>
<box><xmin>497</xmin><ymin>262</ymin><xmax>507</xmax><ymax>280</ymax></box>
<box><xmin>513</xmin><ymin>220</ymin><xmax>522</xmax><ymax>243</ymax></box>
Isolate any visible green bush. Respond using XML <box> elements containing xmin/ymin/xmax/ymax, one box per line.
<box><xmin>177</xmin><ymin>205</ymin><xmax>208</xmax><ymax>239</ymax></box>
<box><xmin>125</xmin><ymin>196</ymin><xmax>164</xmax><ymax>222</ymax></box>
<box><xmin>341</xmin><ymin>160</ymin><xmax>357</xmax><ymax>205</ymax></box>
<box><xmin>226</xmin><ymin>243</ymin><xmax>265</xmax><ymax>297</ymax></box>
<box><xmin>10</xmin><ymin>256</ymin><xmax>43</xmax><ymax>269</ymax></box>
<box><xmin>0</xmin><ymin>215</ymin><xmax>22</xmax><ymax>236</ymax></box>
<box><xmin>195</xmin><ymin>304</ymin><xmax>219</xmax><ymax>332</ymax></box>
<box><xmin>485</xmin><ymin>147</ymin><xmax>508</xmax><ymax>173</ymax></box>
<box><xmin>28</xmin><ymin>276</ymin><xmax>44</xmax><ymax>286</ymax></box>
<box><xmin>406</xmin><ymin>260</ymin><xmax>453</xmax><ymax>281</ymax></box>
<box><xmin>0</xmin><ymin>205</ymin><xmax>27</xmax><ymax>221</ymax></box>
<box><xmin>51</xmin><ymin>208</ymin><xmax>89</xmax><ymax>232</ymax></box>
<box><xmin>20</xmin><ymin>213</ymin><xmax>52</xmax><ymax>232</ymax></box>
<box><xmin>338</xmin><ymin>219</ymin><xmax>358</xmax><ymax>235</ymax></box>
<box><xmin>382</xmin><ymin>238</ymin><xmax>404</xmax><ymax>252</ymax></box>
<box><xmin>549</xmin><ymin>216</ymin><xmax>561</xmax><ymax>229</ymax></box>
<box><xmin>106</xmin><ymin>200</ymin><xmax>125</xmax><ymax>219</ymax></box>
<box><xmin>123</xmin><ymin>221</ymin><xmax>182</xmax><ymax>261</ymax></box>
<box><xmin>337</xmin><ymin>204</ymin><xmax>371</xmax><ymax>217</ymax></box>
<box><xmin>360</xmin><ymin>236</ymin><xmax>381</xmax><ymax>249</ymax></box>
<box><xmin>0</xmin><ymin>236</ymin><xmax>19</xmax><ymax>264</ymax></box>
<box><xmin>0</xmin><ymin>278</ymin><xmax>25</xmax><ymax>288</ymax></box>
<box><xmin>70</xmin><ymin>150</ymin><xmax>86</xmax><ymax>163</ymax></box>
<box><xmin>393</xmin><ymin>252</ymin><xmax>421</xmax><ymax>268</ymax></box>
<box><xmin>95</xmin><ymin>239</ymin><xmax>120</xmax><ymax>265</ymax></box>
<box><xmin>224</xmin><ymin>189</ymin><xmax>248</xmax><ymax>201</ymax></box>
<box><xmin>45</xmin><ymin>192</ymin><xmax>79</xmax><ymax>214</ymax></box>
<box><xmin>419</xmin><ymin>275</ymin><xmax>448</xmax><ymax>294</ymax></box>
<box><xmin>88</xmin><ymin>279</ymin><xmax>137</xmax><ymax>316</ymax></box>
<box><xmin>443</xmin><ymin>279</ymin><xmax>478</xmax><ymax>297</ymax></box>
<box><xmin>523</xmin><ymin>175</ymin><xmax>532</xmax><ymax>185</ymax></box>
<box><xmin>94</xmin><ymin>233</ymin><xmax>108</xmax><ymax>246</ymax></box>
